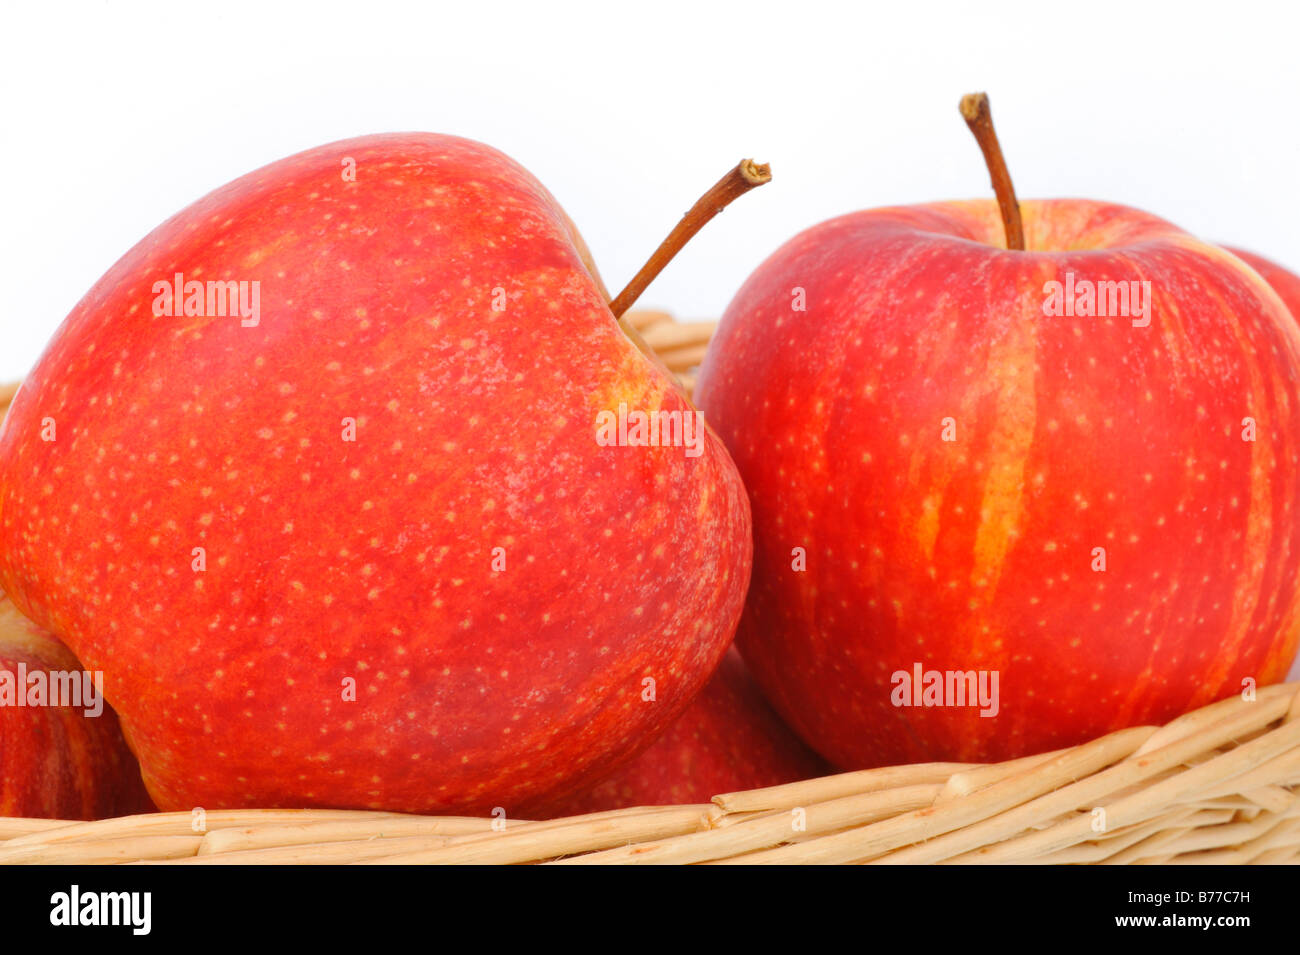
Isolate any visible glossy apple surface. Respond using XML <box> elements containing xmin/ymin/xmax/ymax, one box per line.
<box><xmin>0</xmin><ymin>134</ymin><xmax>751</xmax><ymax>814</ymax></box>
<box><xmin>697</xmin><ymin>199</ymin><xmax>1300</xmax><ymax>768</ymax></box>
<box><xmin>543</xmin><ymin>648</ymin><xmax>827</xmax><ymax>814</ymax></box>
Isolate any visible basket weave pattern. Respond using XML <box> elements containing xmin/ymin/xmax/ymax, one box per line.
<box><xmin>1</xmin><ymin>315</ymin><xmax>1298</xmax><ymax>864</ymax></box>
<box><xmin>1</xmin><ymin>681</ymin><xmax>1296</xmax><ymax>864</ymax></box>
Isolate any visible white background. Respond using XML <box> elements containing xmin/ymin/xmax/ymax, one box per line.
<box><xmin>3</xmin><ymin>0</ymin><xmax>1299</xmax><ymax>383</ymax></box>
<box><xmin>1</xmin><ymin>2</ymin><xmax>1298</xmax><ymax>675</ymax></box>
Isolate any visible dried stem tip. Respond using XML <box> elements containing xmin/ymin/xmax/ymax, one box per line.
<box><xmin>960</xmin><ymin>92</ymin><xmax>1025</xmax><ymax>252</ymax></box>
<box><xmin>608</xmin><ymin>159</ymin><xmax>772</xmax><ymax>319</ymax></box>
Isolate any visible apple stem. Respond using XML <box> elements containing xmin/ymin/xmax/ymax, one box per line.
<box><xmin>960</xmin><ymin>93</ymin><xmax>1025</xmax><ymax>252</ymax></box>
<box><xmin>607</xmin><ymin>159</ymin><xmax>772</xmax><ymax>319</ymax></box>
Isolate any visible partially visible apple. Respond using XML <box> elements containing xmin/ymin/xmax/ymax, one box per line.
<box><xmin>0</xmin><ymin>135</ymin><xmax>761</xmax><ymax>815</ymax></box>
<box><xmin>0</xmin><ymin>589</ymin><xmax>153</xmax><ymax>819</ymax></box>
<box><xmin>2</xmin><ymin>382</ymin><xmax>151</xmax><ymax>820</ymax></box>
<box><xmin>542</xmin><ymin>648</ymin><xmax>828</xmax><ymax>814</ymax></box>
<box><xmin>1224</xmin><ymin>247</ymin><xmax>1300</xmax><ymax>685</ymax></box>
<box><xmin>696</xmin><ymin>95</ymin><xmax>1300</xmax><ymax>769</ymax></box>
<box><xmin>1224</xmin><ymin>247</ymin><xmax>1300</xmax><ymax>321</ymax></box>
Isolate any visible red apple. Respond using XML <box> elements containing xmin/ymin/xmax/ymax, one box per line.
<box><xmin>0</xmin><ymin>135</ymin><xmax>756</xmax><ymax>815</ymax></box>
<box><xmin>1224</xmin><ymin>247</ymin><xmax>1300</xmax><ymax>321</ymax></box>
<box><xmin>542</xmin><ymin>648</ymin><xmax>828</xmax><ymax>814</ymax></box>
<box><xmin>695</xmin><ymin>96</ymin><xmax>1300</xmax><ymax>769</ymax></box>
<box><xmin>0</xmin><ymin>588</ymin><xmax>153</xmax><ymax>819</ymax></box>
<box><xmin>1225</xmin><ymin>247</ymin><xmax>1300</xmax><ymax>686</ymax></box>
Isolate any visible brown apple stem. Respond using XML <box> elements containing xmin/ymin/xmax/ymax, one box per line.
<box><xmin>607</xmin><ymin>159</ymin><xmax>772</xmax><ymax>319</ymax></box>
<box><xmin>960</xmin><ymin>93</ymin><xmax>1025</xmax><ymax>252</ymax></box>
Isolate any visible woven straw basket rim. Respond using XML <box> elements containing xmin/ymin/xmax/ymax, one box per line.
<box><xmin>2</xmin><ymin>312</ymin><xmax>1298</xmax><ymax>864</ymax></box>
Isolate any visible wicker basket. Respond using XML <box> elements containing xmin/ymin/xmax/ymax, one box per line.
<box><xmin>2</xmin><ymin>314</ymin><xmax>1299</xmax><ymax>865</ymax></box>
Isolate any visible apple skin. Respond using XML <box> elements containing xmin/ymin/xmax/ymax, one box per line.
<box><xmin>0</xmin><ymin>589</ymin><xmax>153</xmax><ymax>819</ymax></box>
<box><xmin>1225</xmin><ymin>247</ymin><xmax>1300</xmax><ymax>685</ymax></box>
<box><xmin>1225</xmin><ymin>248</ymin><xmax>1300</xmax><ymax>321</ymax></box>
<box><xmin>541</xmin><ymin>648</ymin><xmax>828</xmax><ymax>814</ymax></box>
<box><xmin>0</xmin><ymin>134</ymin><xmax>752</xmax><ymax>815</ymax></box>
<box><xmin>696</xmin><ymin>199</ymin><xmax>1300</xmax><ymax>769</ymax></box>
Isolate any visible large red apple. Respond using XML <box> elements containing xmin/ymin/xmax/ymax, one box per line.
<box><xmin>0</xmin><ymin>134</ymin><xmax>757</xmax><ymax>814</ymax></box>
<box><xmin>695</xmin><ymin>96</ymin><xmax>1300</xmax><ymax>769</ymax></box>
<box><xmin>542</xmin><ymin>648</ymin><xmax>828</xmax><ymax>814</ymax></box>
<box><xmin>0</xmin><ymin>588</ymin><xmax>153</xmax><ymax>819</ymax></box>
